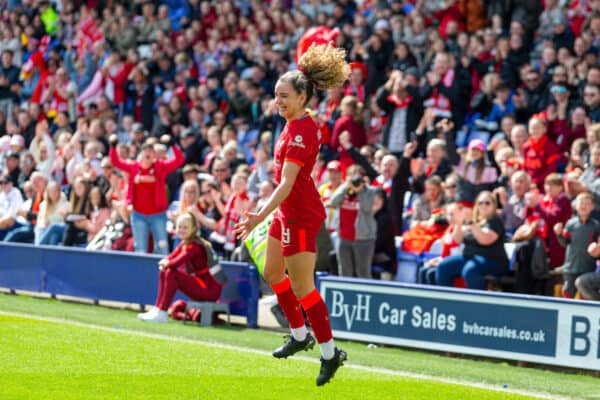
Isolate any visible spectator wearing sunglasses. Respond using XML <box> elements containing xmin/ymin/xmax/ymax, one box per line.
<box><xmin>435</xmin><ymin>191</ymin><xmax>509</xmax><ymax>290</ymax></box>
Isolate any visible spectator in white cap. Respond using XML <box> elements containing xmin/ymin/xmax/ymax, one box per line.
<box><xmin>9</xmin><ymin>134</ymin><xmax>24</xmax><ymax>153</ymax></box>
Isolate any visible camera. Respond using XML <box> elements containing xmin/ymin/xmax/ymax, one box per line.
<box><xmin>351</xmin><ymin>176</ymin><xmax>363</xmax><ymax>187</ymax></box>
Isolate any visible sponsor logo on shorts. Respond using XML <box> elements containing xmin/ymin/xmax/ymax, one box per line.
<box><xmin>282</xmin><ymin>228</ymin><xmax>291</xmax><ymax>246</ymax></box>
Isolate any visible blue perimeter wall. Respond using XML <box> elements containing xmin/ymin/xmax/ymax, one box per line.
<box><xmin>0</xmin><ymin>243</ymin><xmax>260</xmax><ymax>328</ymax></box>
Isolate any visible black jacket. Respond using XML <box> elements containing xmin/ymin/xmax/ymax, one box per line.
<box><xmin>376</xmin><ymin>86</ymin><xmax>423</xmax><ymax>152</ymax></box>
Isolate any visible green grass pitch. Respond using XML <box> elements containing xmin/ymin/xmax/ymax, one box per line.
<box><xmin>0</xmin><ymin>294</ymin><xmax>596</xmax><ymax>399</ymax></box>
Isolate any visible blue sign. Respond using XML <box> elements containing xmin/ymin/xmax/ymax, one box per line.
<box><xmin>319</xmin><ymin>277</ymin><xmax>600</xmax><ymax>370</ymax></box>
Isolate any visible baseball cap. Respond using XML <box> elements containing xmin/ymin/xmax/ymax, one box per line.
<box><xmin>181</xmin><ymin>128</ymin><xmax>196</xmax><ymax>139</ymax></box>
<box><xmin>6</xmin><ymin>151</ymin><xmax>20</xmax><ymax>159</ymax></box>
<box><xmin>468</xmin><ymin>139</ymin><xmax>486</xmax><ymax>152</ymax></box>
<box><xmin>404</xmin><ymin>66</ymin><xmax>419</xmax><ymax>78</ymax></box>
<box><xmin>0</xmin><ymin>176</ymin><xmax>10</xmax><ymax>184</ymax></box>
<box><xmin>327</xmin><ymin>160</ymin><xmax>342</xmax><ymax>171</ymax></box>
<box><xmin>132</xmin><ymin>123</ymin><xmax>145</xmax><ymax>133</ymax></box>
<box><xmin>374</xmin><ymin>19</ymin><xmax>390</xmax><ymax>31</ymax></box>
<box><xmin>272</xmin><ymin>43</ymin><xmax>286</xmax><ymax>53</ymax></box>
<box><xmin>9</xmin><ymin>135</ymin><xmax>24</xmax><ymax>148</ymax></box>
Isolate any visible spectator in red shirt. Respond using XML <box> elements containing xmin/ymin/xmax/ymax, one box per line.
<box><xmin>522</xmin><ymin>115</ymin><xmax>560</xmax><ymax>192</ymax></box>
<box><xmin>330</xmin><ymin>95</ymin><xmax>366</xmax><ymax>171</ymax></box>
<box><xmin>108</xmin><ymin>134</ymin><xmax>184</xmax><ymax>254</ymax></box>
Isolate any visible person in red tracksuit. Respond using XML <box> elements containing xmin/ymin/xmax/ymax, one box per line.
<box><xmin>234</xmin><ymin>44</ymin><xmax>349</xmax><ymax>386</ymax></box>
<box><xmin>138</xmin><ymin>212</ymin><xmax>223</xmax><ymax>323</ymax></box>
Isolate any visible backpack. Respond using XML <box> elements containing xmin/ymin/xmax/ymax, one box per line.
<box><xmin>201</xmin><ymin>239</ymin><xmax>219</xmax><ymax>268</ymax></box>
<box><xmin>201</xmin><ymin>239</ymin><xmax>228</xmax><ymax>285</ymax></box>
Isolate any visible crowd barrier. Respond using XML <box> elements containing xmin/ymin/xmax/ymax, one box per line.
<box><xmin>0</xmin><ymin>243</ymin><xmax>260</xmax><ymax>328</ymax></box>
<box><xmin>317</xmin><ymin>274</ymin><xmax>600</xmax><ymax>370</ymax></box>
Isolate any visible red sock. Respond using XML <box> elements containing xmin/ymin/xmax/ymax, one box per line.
<box><xmin>299</xmin><ymin>289</ymin><xmax>333</xmax><ymax>343</ymax></box>
<box><xmin>271</xmin><ymin>277</ymin><xmax>305</xmax><ymax>329</ymax></box>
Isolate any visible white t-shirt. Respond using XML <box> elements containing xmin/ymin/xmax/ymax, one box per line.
<box><xmin>0</xmin><ymin>187</ymin><xmax>24</xmax><ymax>219</ymax></box>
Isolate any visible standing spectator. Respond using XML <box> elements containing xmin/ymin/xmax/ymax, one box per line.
<box><xmin>555</xmin><ymin>192</ymin><xmax>600</xmax><ymax>298</ymax></box>
<box><xmin>436</xmin><ymin>191</ymin><xmax>509</xmax><ymax>290</ymax></box>
<box><xmin>372</xmin><ymin>187</ymin><xmax>397</xmax><ymax>280</ymax></box>
<box><xmin>108</xmin><ymin>134</ymin><xmax>185</xmax><ymax>254</ymax></box>
<box><xmin>328</xmin><ymin>165</ymin><xmax>376</xmax><ymax>279</ymax></box>
<box><xmin>575</xmin><ymin>239</ymin><xmax>600</xmax><ymax>300</ymax></box>
<box><xmin>567</xmin><ymin>142</ymin><xmax>600</xmax><ymax>220</ymax></box>
<box><xmin>318</xmin><ymin>160</ymin><xmax>343</xmax><ymax>239</ymax></box>
<box><xmin>330</xmin><ymin>96</ymin><xmax>367</xmax><ymax>170</ymax></box>
<box><xmin>0</xmin><ymin>49</ymin><xmax>19</xmax><ymax>120</ymax></box>
<box><xmin>376</xmin><ymin>70</ymin><xmax>422</xmax><ymax>158</ymax></box>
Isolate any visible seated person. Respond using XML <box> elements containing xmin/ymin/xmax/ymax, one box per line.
<box><xmin>419</xmin><ymin>202</ymin><xmax>464</xmax><ymax>285</ymax></box>
<box><xmin>0</xmin><ymin>177</ymin><xmax>24</xmax><ymax>240</ymax></box>
<box><xmin>410</xmin><ymin>175</ymin><xmax>447</xmax><ymax>227</ymax></box>
<box><xmin>137</xmin><ymin>212</ymin><xmax>223</xmax><ymax>323</ymax></box>
<box><xmin>435</xmin><ymin>191</ymin><xmax>509</xmax><ymax>290</ymax></box>
<box><xmin>496</xmin><ymin>170</ymin><xmax>530</xmax><ymax>235</ymax></box>
<box><xmin>35</xmin><ymin>181</ymin><xmax>69</xmax><ymax>244</ymax></box>
<box><xmin>78</xmin><ymin>186</ymin><xmax>112</xmax><ymax>243</ymax></box>
<box><xmin>455</xmin><ymin>139</ymin><xmax>498</xmax><ymax>207</ymax></box>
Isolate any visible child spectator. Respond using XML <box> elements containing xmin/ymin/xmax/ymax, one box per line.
<box><xmin>137</xmin><ymin>212</ymin><xmax>223</xmax><ymax>323</ymax></box>
<box><xmin>555</xmin><ymin>192</ymin><xmax>600</xmax><ymax>298</ymax></box>
<box><xmin>575</xmin><ymin>239</ymin><xmax>600</xmax><ymax>300</ymax></box>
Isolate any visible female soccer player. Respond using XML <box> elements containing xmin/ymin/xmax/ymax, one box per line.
<box><xmin>138</xmin><ymin>212</ymin><xmax>223</xmax><ymax>323</ymax></box>
<box><xmin>234</xmin><ymin>44</ymin><xmax>350</xmax><ymax>386</ymax></box>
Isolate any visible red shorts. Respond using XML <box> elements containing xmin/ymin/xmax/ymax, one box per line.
<box><xmin>268</xmin><ymin>214</ymin><xmax>319</xmax><ymax>257</ymax></box>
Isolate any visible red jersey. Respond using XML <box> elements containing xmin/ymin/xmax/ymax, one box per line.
<box><xmin>274</xmin><ymin>114</ymin><xmax>325</xmax><ymax>229</ymax></box>
<box><xmin>133</xmin><ymin>166</ymin><xmax>160</xmax><ymax>215</ymax></box>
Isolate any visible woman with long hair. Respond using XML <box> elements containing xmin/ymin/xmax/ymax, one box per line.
<box><xmin>330</xmin><ymin>95</ymin><xmax>367</xmax><ymax>170</ymax></box>
<box><xmin>138</xmin><ymin>212</ymin><xmax>223</xmax><ymax>323</ymax></box>
<box><xmin>435</xmin><ymin>191</ymin><xmax>509</xmax><ymax>289</ymax></box>
<box><xmin>234</xmin><ymin>44</ymin><xmax>349</xmax><ymax>385</ymax></box>
<box><xmin>78</xmin><ymin>186</ymin><xmax>112</xmax><ymax>243</ymax></box>
<box><xmin>61</xmin><ymin>176</ymin><xmax>92</xmax><ymax>246</ymax></box>
<box><xmin>108</xmin><ymin>134</ymin><xmax>184</xmax><ymax>254</ymax></box>
<box><xmin>455</xmin><ymin>138</ymin><xmax>498</xmax><ymax>206</ymax></box>
<box><xmin>35</xmin><ymin>181</ymin><xmax>69</xmax><ymax>244</ymax></box>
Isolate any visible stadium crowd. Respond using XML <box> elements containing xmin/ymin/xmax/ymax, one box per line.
<box><xmin>1</xmin><ymin>0</ymin><xmax>600</xmax><ymax>300</ymax></box>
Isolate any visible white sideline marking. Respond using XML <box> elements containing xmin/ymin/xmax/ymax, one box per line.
<box><xmin>0</xmin><ymin>310</ymin><xmax>567</xmax><ymax>400</ymax></box>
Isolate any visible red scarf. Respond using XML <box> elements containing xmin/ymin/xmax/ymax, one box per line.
<box><xmin>386</xmin><ymin>95</ymin><xmax>413</xmax><ymax>109</ymax></box>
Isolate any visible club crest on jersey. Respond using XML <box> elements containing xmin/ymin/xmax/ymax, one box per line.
<box><xmin>290</xmin><ymin>134</ymin><xmax>305</xmax><ymax>148</ymax></box>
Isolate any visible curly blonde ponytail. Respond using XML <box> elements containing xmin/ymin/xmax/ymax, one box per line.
<box><xmin>278</xmin><ymin>44</ymin><xmax>350</xmax><ymax>106</ymax></box>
